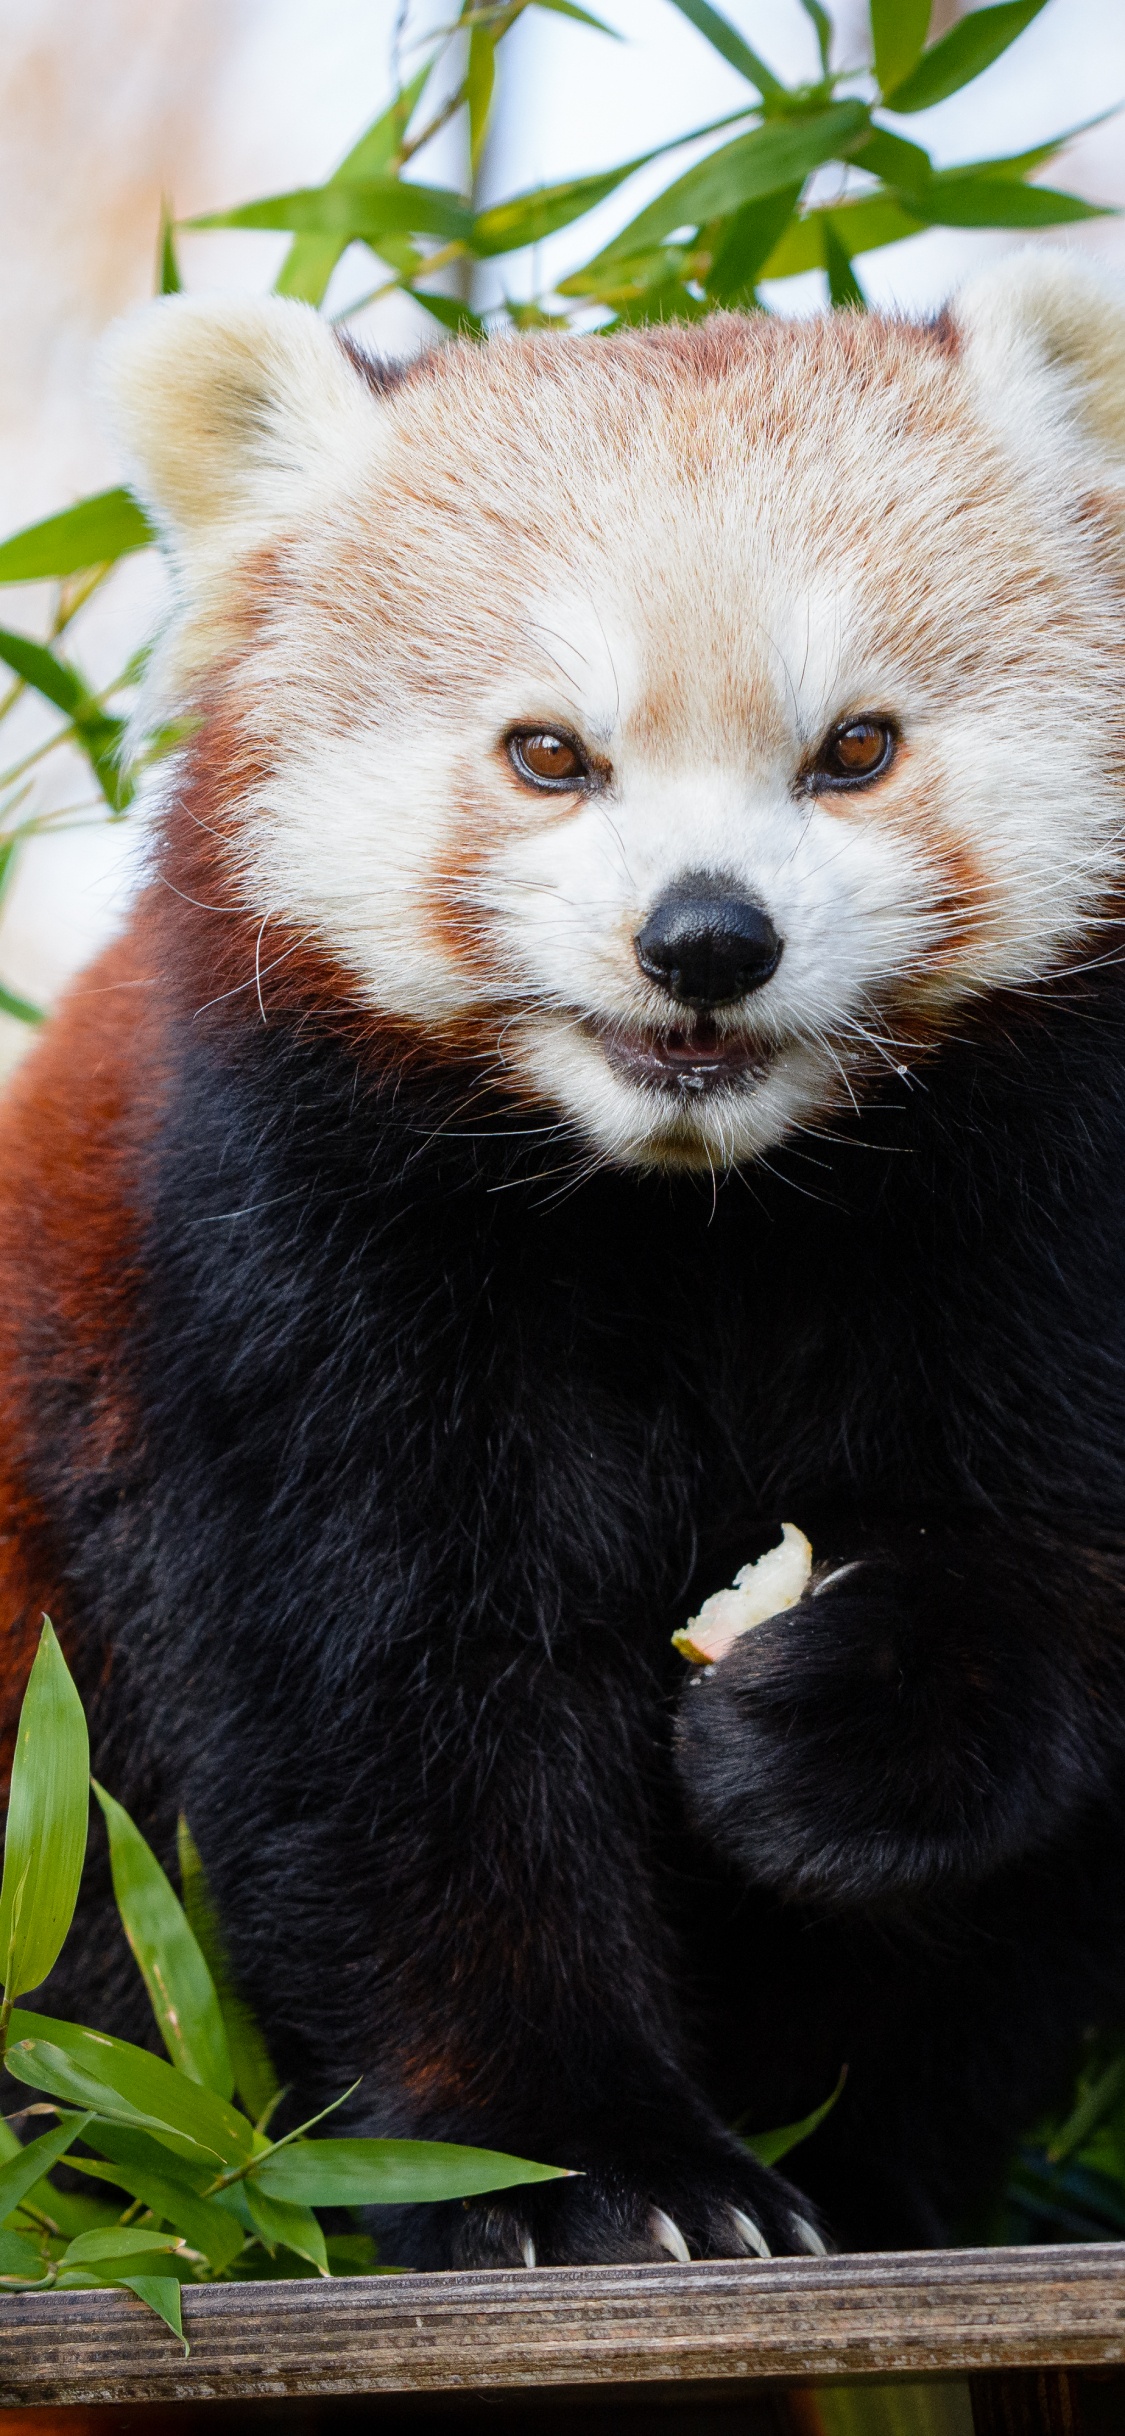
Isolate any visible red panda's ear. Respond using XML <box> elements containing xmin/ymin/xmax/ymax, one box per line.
<box><xmin>955</xmin><ymin>249</ymin><xmax>1125</xmax><ymax>482</ymax></box>
<box><xmin>100</xmin><ymin>294</ymin><xmax>383</xmax><ymax>553</ymax></box>
<box><xmin>98</xmin><ymin>295</ymin><xmax>388</xmax><ymax>706</ymax></box>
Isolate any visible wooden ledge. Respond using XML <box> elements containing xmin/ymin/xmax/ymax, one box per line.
<box><xmin>1</xmin><ymin>2243</ymin><xmax>1124</xmax><ymax>2409</ymax></box>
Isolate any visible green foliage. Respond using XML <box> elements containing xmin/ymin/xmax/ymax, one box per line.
<box><xmin>0</xmin><ymin>1628</ymin><xmax>569</xmax><ymax>2343</ymax></box>
<box><xmin>0</xmin><ymin>1622</ymin><xmax>88</xmax><ymax>2011</ymax></box>
<box><xmin>0</xmin><ymin>489</ymin><xmax>152</xmax><ymax>584</ymax></box>
<box><xmin>742</xmin><ymin>2066</ymin><xmax>847</xmax><ymax>2168</ymax></box>
<box><xmin>93</xmin><ymin>1783</ymin><xmax>233</xmax><ymax>2097</ymax></box>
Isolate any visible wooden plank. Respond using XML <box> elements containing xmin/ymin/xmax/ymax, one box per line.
<box><xmin>1</xmin><ymin>2246</ymin><xmax>1124</xmax><ymax>2411</ymax></box>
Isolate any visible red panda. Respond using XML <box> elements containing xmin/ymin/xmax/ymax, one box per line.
<box><xmin>1</xmin><ymin>256</ymin><xmax>1125</xmax><ymax>2261</ymax></box>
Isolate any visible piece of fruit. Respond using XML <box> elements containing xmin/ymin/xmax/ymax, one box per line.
<box><xmin>672</xmin><ymin>1525</ymin><xmax>813</xmax><ymax>1665</ymax></box>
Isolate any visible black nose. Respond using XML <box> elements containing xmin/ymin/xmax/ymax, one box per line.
<box><xmin>634</xmin><ymin>882</ymin><xmax>782</xmax><ymax>1008</ymax></box>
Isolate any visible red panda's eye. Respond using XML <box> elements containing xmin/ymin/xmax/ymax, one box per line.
<box><xmin>811</xmin><ymin>718</ymin><xmax>897</xmax><ymax>791</ymax></box>
<box><xmin>508</xmin><ymin>730</ymin><xmax>589</xmax><ymax>789</ymax></box>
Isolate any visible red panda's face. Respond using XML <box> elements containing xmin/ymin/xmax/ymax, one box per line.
<box><xmin>108</xmin><ymin>279</ymin><xmax>1125</xmax><ymax>1170</ymax></box>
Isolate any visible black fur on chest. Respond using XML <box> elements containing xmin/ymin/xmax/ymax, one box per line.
<box><xmin>37</xmin><ymin>961</ymin><xmax>1125</xmax><ymax>2256</ymax></box>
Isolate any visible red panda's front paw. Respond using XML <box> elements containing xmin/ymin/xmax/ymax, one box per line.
<box><xmin>674</xmin><ymin>1541</ymin><xmax>1044</xmax><ymax>1903</ymax></box>
<box><xmin>381</xmin><ymin>2134</ymin><xmax>828</xmax><ymax>2270</ymax></box>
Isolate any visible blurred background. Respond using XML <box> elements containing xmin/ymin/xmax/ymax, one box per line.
<box><xmin>0</xmin><ymin>0</ymin><xmax>1121</xmax><ymax>1069</ymax></box>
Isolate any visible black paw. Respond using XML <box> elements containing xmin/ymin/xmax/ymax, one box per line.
<box><xmin>381</xmin><ymin>2134</ymin><xmax>828</xmax><ymax>2270</ymax></box>
<box><xmin>674</xmin><ymin>1525</ymin><xmax>1048</xmax><ymax>1904</ymax></box>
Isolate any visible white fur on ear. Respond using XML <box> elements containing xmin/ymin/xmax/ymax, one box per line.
<box><xmin>956</xmin><ymin>247</ymin><xmax>1125</xmax><ymax>482</ymax></box>
<box><xmin>99</xmin><ymin>295</ymin><xmax>388</xmax><ymax>705</ymax></box>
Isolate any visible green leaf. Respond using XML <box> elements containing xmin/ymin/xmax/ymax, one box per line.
<box><xmin>93</xmin><ymin>1784</ymin><xmax>232</xmax><ymax>2100</ymax></box>
<box><xmin>797</xmin><ymin>0</ymin><xmax>832</xmax><ymax>74</ymax></box>
<box><xmin>6</xmin><ymin>2014</ymin><xmax>253</xmax><ymax>2167</ymax></box>
<box><xmin>0</xmin><ymin>2112</ymin><xmax>91</xmax><ymax>2221</ymax></box>
<box><xmin>884</xmin><ymin>0</ymin><xmax>1050</xmax><ymax>113</ymax></box>
<box><xmin>663</xmin><ymin>0</ymin><xmax>784</xmax><ymax>98</ymax></box>
<box><xmin>472</xmin><ymin>154</ymin><xmax>655</xmax><ymax>256</ymax></box>
<box><xmin>870</xmin><ymin>0</ymin><xmax>930</xmax><ymax>99</ymax></box>
<box><xmin>0</xmin><ymin>631</ymin><xmax>131</xmax><ymax>812</ymax></box>
<box><xmin>255</xmin><ymin>2136</ymin><xmax>569</xmax><ymax>2208</ymax></box>
<box><xmin>1047</xmin><ymin>2056</ymin><xmax>1125</xmax><ymax>2166</ymax></box>
<box><xmin>705</xmin><ymin>184</ymin><xmax>801</xmax><ymax>301</ymax></box>
<box><xmin>177</xmin><ymin>1820</ymin><xmax>279</xmax><ymax>2126</ymax></box>
<box><xmin>468</xmin><ymin>26</ymin><xmax>496</xmax><ymax>175</ymax></box>
<box><xmin>910</xmin><ymin>177</ymin><xmax>1109</xmax><ymax>229</ymax></box>
<box><xmin>0</xmin><ymin>983</ymin><xmax>44</xmax><ymax>1028</ymax></box>
<box><xmin>592</xmin><ymin>103</ymin><xmax>870</xmax><ymax>265</ymax></box>
<box><xmin>187</xmin><ymin>179</ymin><xmax>473</xmax><ymax>245</ymax></box>
<box><xmin>530</xmin><ymin>0</ymin><xmax>622</xmax><ymax>32</ymax></box>
<box><xmin>68</xmin><ymin>2138</ymin><xmax>245</xmax><ymax>2271</ymax></box>
<box><xmin>823</xmin><ymin>217</ymin><xmax>866</xmax><ymax>307</ymax></box>
<box><xmin>121</xmin><ymin>2275</ymin><xmax>187</xmax><ymax>2351</ymax></box>
<box><xmin>244</xmin><ymin>2178</ymin><xmax>328</xmax><ymax>2274</ymax></box>
<box><xmin>274</xmin><ymin>66</ymin><xmax>433</xmax><ymax>304</ymax></box>
<box><xmin>0</xmin><ymin>1621</ymin><xmax>88</xmax><ymax>2004</ymax></box>
<box><xmin>61</xmin><ymin>2223</ymin><xmax>185</xmax><ymax>2267</ymax></box>
<box><xmin>411</xmin><ymin>290</ymin><xmax>489</xmax><ymax>339</ymax></box>
<box><xmin>760</xmin><ymin>191</ymin><xmax>924</xmax><ymax>278</ymax></box>
<box><xmin>0</xmin><ymin>2226</ymin><xmax>46</xmax><ymax>2277</ymax></box>
<box><xmin>156</xmin><ymin>200</ymin><xmax>181</xmax><ymax>296</ymax></box>
<box><xmin>0</xmin><ymin>489</ymin><xmax>153</xmax><ymax>584</ymax></box>
<box><xmin>849</xmin><ymin>124</ymin><xmax>932</xmax><ymax>194</ymax></box>
<box><xmin>743</xmin><ymin>2067</ymin><xmax>847</xmax><ymax>2167</ymax></box>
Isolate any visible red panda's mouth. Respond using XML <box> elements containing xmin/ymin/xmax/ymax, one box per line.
<box><xmin>593</xmin><ymin>1018</ymin><xmax>774</xmax><ymax>1096</ymax></box>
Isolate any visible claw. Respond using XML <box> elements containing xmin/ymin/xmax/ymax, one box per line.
<box><xmin>649</xmin><ymin>2206</ymin><xmax>692</xmax><ymax>2264</ymax></box>
<box><xmin>812</xmin><ymin>1561</ymin><xmax>864</xmax><ymax>1598</ymax></box>
<box><xmin>520</xmin><ymin>2232</ymin><xmax>537</xmax><ymax>2270</ymax></box>
<box><xmin>728</xmin><ymin>2206</ymin><xmax>771</xmax><ymax>2259</ymax></box>
<box><xmin>793</xmin><ymin>2215</ymin><xmax>828</xmax><ymax>2256</ymax></box>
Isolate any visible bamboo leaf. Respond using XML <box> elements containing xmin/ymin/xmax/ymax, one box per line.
<box><xmin>530</xmin><ymin>0</ymin><xmax>622</xmax><ymax>32</ymax></box>
<box><xmin>187</xmin><ymin>179</ymin><xmax>473</xmax><ymax>244</ymax></box>
<box><xmin>472</xmin><ymin>154</ymin><xmax>657</xmax><ymax>257</ymax></box>
<box><xmin>1047</xmin><ymin>2056</ymin><xmax>1125</xmax><ymax>2165</ymax></box>
<box><xmin>743</xmin><ymin>2067</ymin><xmax>847</xmax><ymax>2167</ymax></box>
<box><xmin>60</xmin><ymin>2224</ymin><xmax>186</xmax><ymax>2267</ymax></box>
<box><xmin>0</xmin><ymin>632</ymin><xmax>131</xmax><ymax>811</ymax></box>
<box><xmin>255</xmin><ymin>2135</ymin><xmax>570</xmax><ymax>2208</ymax></box>
<box><xmin>93</xmin><ymin>1785</ymin><xmax>232</xmax><ymax>2101</ymax></box>
<box><xmin>244</xmin><ymin>2178</ymin><xmax>328</xmax><ymax>2274</ymax></box>
<box><xmin>68</xmin><ymin>2142</ymin><xmax>244</xmax><ymax>2271</ymax></box>
<box><xmin>591</xmin><ymin>103</ymin><xmax>870</xmax><ymax>266</ymax></box>
<box><xmin>468</xmin><ymin>27</ymin><xmax>496</xmax><ymax>174</ymax></box>
<box><xmin>760</xmin><ymin>191</ymin><xmax>925</xmax><ymax>279</ymax></box>
<box><xmin>177</xmin><ymin>1820</ymin><xmax>279</xmax><ymax>2126</ymax></box>
<box><xmin>0</xmin><ymin>1622</ymin><xmax>88</xmax><ymax>2004</ymax></box>
<box><xmin>0</xmin><ymin>489</ymin><xmax>153</xmax><ymax>584</ymax></box>
<box><xmin>910</xmin><ymin>177</ymin><xmax>1109</xmax><ymax>228</ymax></box>
<box><xmin>0</xmin><ymin>2112</ymin><xmax>91</xmax><ymax>2221</ymax></box>
<box><xmin>823</xmin><ymin>217</ymin><xmax>866</xmax><ymax>307</ymax></box>
<box><xmin>0</xmin><ymin>628</ymin><xmax>88</xmax><ymax>721</ymax></box>
<box><xmin>870</xmin><ymin>0</ymin><xmax>930</xmax><ymax>99</ymax></box>
<box><xmin>156</xmin><ymin>201</ymin><xmax>182</xmax><ymax>296</ymax></box>
<box><xmin>705</xmin><ymin>184</ymin><xmax>801</xmax><ymax>302</ymax></box>
<box><xmin>6</xmin><ymin>2014</ymin><xmax>254</xmax><ymax>2166</ymax></box>
<box><xmin>0</xmin><ymin>2227</ymin><xmax>45</xmax><ymax>2276</ymax></box>
<box><xmin>797</xmin><ymin>0</ymin><xmax>832</xmax><ymax>75</ymax></box>
<box><xmin>274</xmin><ymin>65</ymin><xmax>433</xmax><ymax>304</ymax></box>
<box><xmin>884</xmin><ymin>0</ymin><xmax>1051</xmax><ymax>113</ymax></box>
<box><xmin>663</xmin><ymin>0</ymin><xmax>784</xmax><ymax>97</ymax></box>
<box><xmin>412</xmin><ymin>290</ymin><xmax>489</xmax><ymax>338</ymax></box>
<box><xmin>849</xmin><ymin>125</ymin><xmax>932</xmax><ymax>194</ymax></box>
<box><xmin>0</xmin><ymin>983</ymin><xmax>44</xmax><ymax>1028</ymax></box>
<box><xmin>120</xmin><ymin>2275</ymin><xmax>187</xmax><ymax>2351</ymax></box>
